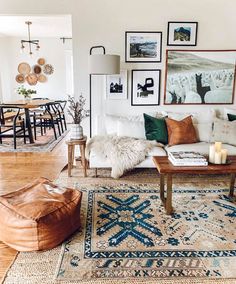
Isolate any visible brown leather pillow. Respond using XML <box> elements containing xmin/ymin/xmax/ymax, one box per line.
<box><xmin>165</xmin><ymin>116</ymin><xmax>198</xmax><ymax>146</ymax></box>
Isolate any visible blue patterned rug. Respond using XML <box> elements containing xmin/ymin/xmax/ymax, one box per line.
<box><xmin>55</xmin><ymin>185</ymin><xmax>236</xmax><ymax>282</ymax></box>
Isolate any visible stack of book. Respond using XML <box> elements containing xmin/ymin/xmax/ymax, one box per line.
<box><xmin>168</xmin><ymin>151</ymin><xmax>208</xmax><ymax>166</ymax></box>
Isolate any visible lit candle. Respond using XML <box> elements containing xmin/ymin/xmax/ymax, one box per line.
<box><xmin>215</xmin><ymin>142</ymin><xmax>222</xmax><ymax>152</ymax></box>
<box><xmin>209</xmin><ymin>144</ymin><xmax>215</xmax><ymax>163</ymax></box>
<box><xmin>215</xmin><ymin>151</ymin><xmax>222</xmax><ymax>164</ymax></box>
<box><xmin>221</xmin><ymin>149</ymin><xmax>228</xmax><ymax>164</ymax></box>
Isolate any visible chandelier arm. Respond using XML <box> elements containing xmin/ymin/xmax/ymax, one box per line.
<box><xmin>21</xmin><ymin>21</ymin><xmax>39</xmax><ymax>55</ymax></box>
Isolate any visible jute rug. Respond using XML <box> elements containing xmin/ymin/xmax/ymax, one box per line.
<box><xmin>2</xmin><ymin>167</ymin><xmax>236</xmax><ymax>284</ymax></box>
<box><xmin>0</xmin><ymin>129</ymin><xmax>69</xmax><ymax>152</ymax></box>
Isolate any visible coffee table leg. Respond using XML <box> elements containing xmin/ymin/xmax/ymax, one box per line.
<box><xmin>166</xmin><ymin>174</ymin><xmax>173</xmax><ymax>215</ymax></box>
<box><xmin>160</xmin><ymin>174</ymin><xmax>165</xmax><ymax>203</ymax></box>
<box><xmin>229</xmin><ymin>173</ymin><xmax>235</xmax><ymax>198</ymax></box>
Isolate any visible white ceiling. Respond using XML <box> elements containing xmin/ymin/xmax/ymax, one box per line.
<box><xmin>0</xmin><ymin>15</ymin><xmax>72</xmax><ymax>38</ymax></box>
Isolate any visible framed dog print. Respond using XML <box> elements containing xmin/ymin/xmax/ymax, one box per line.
<box><xmin>125</xmin><ymin>31</ymin><xmax>162</xmax><ymax>62</ymax></box>
<box><xmin>131</xmin><ymin>69</ymin><xmax>161</xmax><ymax>106</ymax></box>
<box><xmin>164</xmin><ymin>50</ymin><xmax>236</xmax><ymax>105</ymax></box>
<box><xmin>106</xmin><ymin>70</ymin><xmax>128</xmax><ymax>100</ymax></box>
<box><xmin>167</xmin><ymin>22</ymin><xmax>198</xmax><ymax>46</ymax></box>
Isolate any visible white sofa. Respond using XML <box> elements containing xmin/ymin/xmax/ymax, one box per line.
<box><xmin>89</xmin><ymin>108</ymin><xmax>236</xmax><ymax>169</ymax></box>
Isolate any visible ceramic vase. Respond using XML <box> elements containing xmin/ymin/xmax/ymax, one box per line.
<box><xmin>70</xmin><ymin>124</ymin><xmax>83</xmax><ymax>140</ymax></box>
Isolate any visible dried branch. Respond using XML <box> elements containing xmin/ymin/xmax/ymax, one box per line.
<box><xmin>67</xmin><ymin>94</ymin><xmax>90</xmax><ymax>124</ymax></box>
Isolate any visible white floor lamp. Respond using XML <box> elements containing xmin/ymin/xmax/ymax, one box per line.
<box><xmin>88</xmin><ymin>46</ymin><xmax>120</xmax><ymax>137</ymax></box>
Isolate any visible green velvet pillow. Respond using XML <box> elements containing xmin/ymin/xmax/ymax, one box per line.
<box><xmin>143</xmin><ymin>113</ymin><xmax>168</xmax><ymax>144</ymax></box>
<box><xmin>227</xmin><ymin>113</ymin><xmax>236</xmax><ymax>121</ymax></box>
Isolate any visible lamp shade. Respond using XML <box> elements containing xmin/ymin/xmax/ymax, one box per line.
<box><xmin>88</xmin><ymin>54</ymin><xmax>120</xmax><ymax>75</ymax></box>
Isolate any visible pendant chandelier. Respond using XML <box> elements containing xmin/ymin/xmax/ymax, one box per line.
<box><xmin>21</xmin><ymin>21</ymin><xmax>40</xmax><ymax>56</ymax></box>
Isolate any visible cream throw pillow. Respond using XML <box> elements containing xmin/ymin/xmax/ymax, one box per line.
<box><xmin>211</xmin><ymin>118</ymin><xmax>236</xmax><ymax>146</ymax></box>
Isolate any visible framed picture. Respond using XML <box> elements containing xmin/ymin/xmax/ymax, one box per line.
<box><xmin>106</xmin><ymin>70</ymin><xmax>128</xmax><ymax>100</ymax></box>
<box><xmin>131</xmin><ymin>69</ymin><xmax>161</xmax><ymax>106</ymax></box>
<box><xmin>164</xmin><ymin>50</ymin><xmax>236</xmax><ymax>105</ymax></box>
<box><xmin>167</xmin><ymin>22</ymin><xmax>198</xmax><ymax>46</ymax></box>
<box><xmin>125</xmin><ymin>31</ymin><xmax>162</xmax><ymax>62</ymax></box>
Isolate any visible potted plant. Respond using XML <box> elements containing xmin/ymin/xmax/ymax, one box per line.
<box><xmin>17</xmin><ymin>85</ymin><xmax>36</xmax><ymax>99</ymax></box>
<box><xmin>67</xmin><ymin>94</ymin><xmax>90</xmax><ymax>139</ymax></box>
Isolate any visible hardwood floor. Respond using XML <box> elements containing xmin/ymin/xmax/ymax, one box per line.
<box><xmin>0</xmin><ymin>133</ymin><xmax>68</xmax><ymax>283</ymax></box>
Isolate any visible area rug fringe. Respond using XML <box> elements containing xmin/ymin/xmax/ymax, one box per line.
<box><xmin>0</xmin><ymin>130</ymin><xmax>69</xmax><ymax>152</ymax></box>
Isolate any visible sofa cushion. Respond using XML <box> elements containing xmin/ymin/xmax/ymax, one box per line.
<box><xmin>165</xmin><ymin>116</ymin><xmax>198</xmax><ymax>146</ymax></box>
<box><xmin>211</xmin><ymin>118</ymin><xmax>236</xmax><ymax>147</ymax></box>
<box><xmin>105</xmin><ymin>114</ymin><xmax>120</xmax><ymax>134</ymax></box>
<box><xmin>194</xmin><ymin>123</ymin><xmax>213</xmax><ymax>143</ymax></box>
<box><xmin>166</xmin><ymin>142</ymin><xmax>236</xmax><ymax>156</ymax></box>
<box><xmin>0</xmin><ymin>177</ymin><xmax>82</xmax><ymax>251</ymax></box>
<box><xmin>117</xmin><ymin>119</ymin><xmax>145</xmax><ymax>139</ymax></box>
<box><xmin>143</xmin><ymin>113</ymin><xmax>168</xmax><ymax>144</ymax></box>
<box><xmin>104</xmin><ymin>112</ymin><xmax>162</xmax><ymax>135</ymax></box>
<box><xmin>162</xmin><ymin>109</ymin><xmax>216</xmax><ymax>124</ymax></box>
<box><xmin>147</xmin><ymin>146</ymin><xmax>167</xmax><ymax>157</ymax></box>
<box><xmin>227</xmin><ymin>113</ymin><xmax>236</xmax><ymax>121</ymax></box>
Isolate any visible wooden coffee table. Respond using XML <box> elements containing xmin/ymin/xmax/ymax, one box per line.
<box><xmin>153</xmin><ymin>156</ymin><xmax>236</xmax><ymax>215</ymax></box>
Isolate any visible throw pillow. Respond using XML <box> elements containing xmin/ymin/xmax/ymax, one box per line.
<box><xmin>165</xmin><ymin>116</ymin><xmax>198</xmax><ymax>146</ymax></box>
<box><xmin>117</xmin><ymin>120</ymin><xmax>145</xmax><ymax>139</ymax></box>
<box><xmin>143</xmin><ymin>113</ymin><xmax>168</xmax><ymax>144</ymax></box>
<box><xmin>224</xmin><ymin>107</ymin><xmax>236</xmax><ymax>120</ymax></box>
<box><xmin>227</xmin><ymin>113</ymin><xmax>236</xmax><ymax>121</ymax></box>
<box><xmin>211</xmin><ymin>118</ymin><xmax>236</xmax><ymax>146</ymax></box>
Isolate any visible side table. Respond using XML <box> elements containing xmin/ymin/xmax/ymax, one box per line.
<box><xmin>66</xmin><ymin>136</ymin><xmax>87</xmax><ymax>177</ymax></box>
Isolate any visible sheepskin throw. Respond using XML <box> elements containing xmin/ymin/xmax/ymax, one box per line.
<box><xmin>86</xmin><ymin>135</ymin><xmax>158</xmax><ymax>179</ymax></box>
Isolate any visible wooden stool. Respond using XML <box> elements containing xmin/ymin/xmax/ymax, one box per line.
<box><xmin>66</xmin><ymin>136</ymin><xmax>87</xmax><ymax>177</ymax></box>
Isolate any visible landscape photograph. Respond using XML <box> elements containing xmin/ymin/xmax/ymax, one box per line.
<box><xmin>126</xmin><ymin>32</ymin><xmax>162</xmax><ymax>62</ymax></box>
<box><xmin>165</xmin><ymin>50</ymin><xmax>236</xmax><ymax>104</ymax></box>
<box><xmin>167</xmin><ymin>22</ymin><xmax>197</xmax><ymax>46</ymax></box>
<box><xmin>174</xmin><ymin>27</ymin><xmax>191</xmax><ymax>41</ymax></box>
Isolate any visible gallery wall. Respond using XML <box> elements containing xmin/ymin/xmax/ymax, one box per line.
<box><xmin>0</xmin><ymin>36</ymin><xmax>72</xmax><ymax>102</ymax></box>
<box><xmin>1</xmin><ymin>0</ymin><xmax>236</xmax><ymax>134</ymax></box>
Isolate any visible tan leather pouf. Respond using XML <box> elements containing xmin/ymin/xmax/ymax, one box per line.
<box><xmin>0</xmin><ymin>177</ymin><xmax>82</xmax><ymax>251</ymax></box>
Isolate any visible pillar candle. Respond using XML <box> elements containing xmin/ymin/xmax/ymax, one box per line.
<box><xmin>221</xmin><ymin>149</ymin><xmax>228</xmax><ymax>164</ymax></box>
<box><xmin>209</xmin><ymin>144</ymin><xmax>215</xmax><ymax>163</ymax></box>
<box><xmin>215</xmin><ymin>142</ymin><xmax>222</xmax><ymax>152</ymax></box>
<box><xmin>215</xmin><ymin>151</ymin><xmax>222</xmax><ymax>164</ymax></box>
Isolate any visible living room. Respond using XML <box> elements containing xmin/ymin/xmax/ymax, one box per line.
<box><xmin>0</xmin><ymin>0</ymin><xmax>235</xmax><ymax>283</ymax></box>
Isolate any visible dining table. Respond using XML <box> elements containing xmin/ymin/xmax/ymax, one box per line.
<box><xmin>0</xmin><ymin>99</ymin><xmax>54</xmax><ymax>143</ymax></box>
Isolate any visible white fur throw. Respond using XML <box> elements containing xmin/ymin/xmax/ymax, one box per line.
<box><xmin>86</xmin><ymin>135</ymin><xmax>158</xmax><ymax>179</ymax></box>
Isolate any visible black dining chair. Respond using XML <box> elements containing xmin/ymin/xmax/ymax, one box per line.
<box><xmin>0</xmin><ymin>106</ymin><xmax>27</xmax><ymax>149</ymax></box>
<box><xmin>55</xmin><ymin>100</ymin><xmax>67</xmax><ymax>132</ymax></box>
<box><xmin>32</xmin><ymin>103</ymin><xmax>61</xmax><ymax>140</ymax></box>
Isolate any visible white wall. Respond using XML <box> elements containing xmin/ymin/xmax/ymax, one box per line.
<box><xmin>0</xmin><ymin>36</ymin><xmax>72</xmax><ymax>101</ymax></box>
<box><xmin>0</xmin><ymin>37</ymin><xmax>12</xmax><ymax>102</ymax></box>
<box><xmin>1</xmin><ymin>0</ymin><xmax>236</xmax><ymax>134</ymax></box>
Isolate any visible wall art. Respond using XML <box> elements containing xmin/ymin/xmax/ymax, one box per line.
<box><xmin>131</xmin><ymin>69</ymin><xmax>161</xmax><ymax>106</ymax></box>
<box><xmin>167</xmin><ymin>22</ymin><xmax>198</xmax><ymax>46</ymax></box>
<box><xmin>125</xmin><ymin>31</ymin><xmax>162</xmax><ymax>62</ymax></box>
<box><xmin>164</xmin><ymin>50</ymin><xmax>236</xmax><ymax>105</ymax></box>
<box><xmin>106</xmin><ymin>70</ymin><xmax>127</xmax><ymax>100</ymax></box>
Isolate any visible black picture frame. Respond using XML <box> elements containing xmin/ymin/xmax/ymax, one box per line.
<box><xmin>131</xmin><ymin>69</ymin><xmax>161</xmax><ymax>106</ymax></box>
<box><xmin>125</xmin><ymin>31</ymin><xmax>162</xmax><ymax>63</ymax></box>
<box><xmin>167</xmin><ymin>21</ymin><xmax>198</xmax><ymax>46</ymax></box>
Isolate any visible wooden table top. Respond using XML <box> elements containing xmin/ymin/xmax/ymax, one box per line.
<box><xmin>0</xmin><ymin>99</ymin><xmax>53</xmax><ymax>109</ymax></box>
<box><xmin>153</xmin><ymin>156</ymin><xmax>236</xmax><ymax>174</ymax></box>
